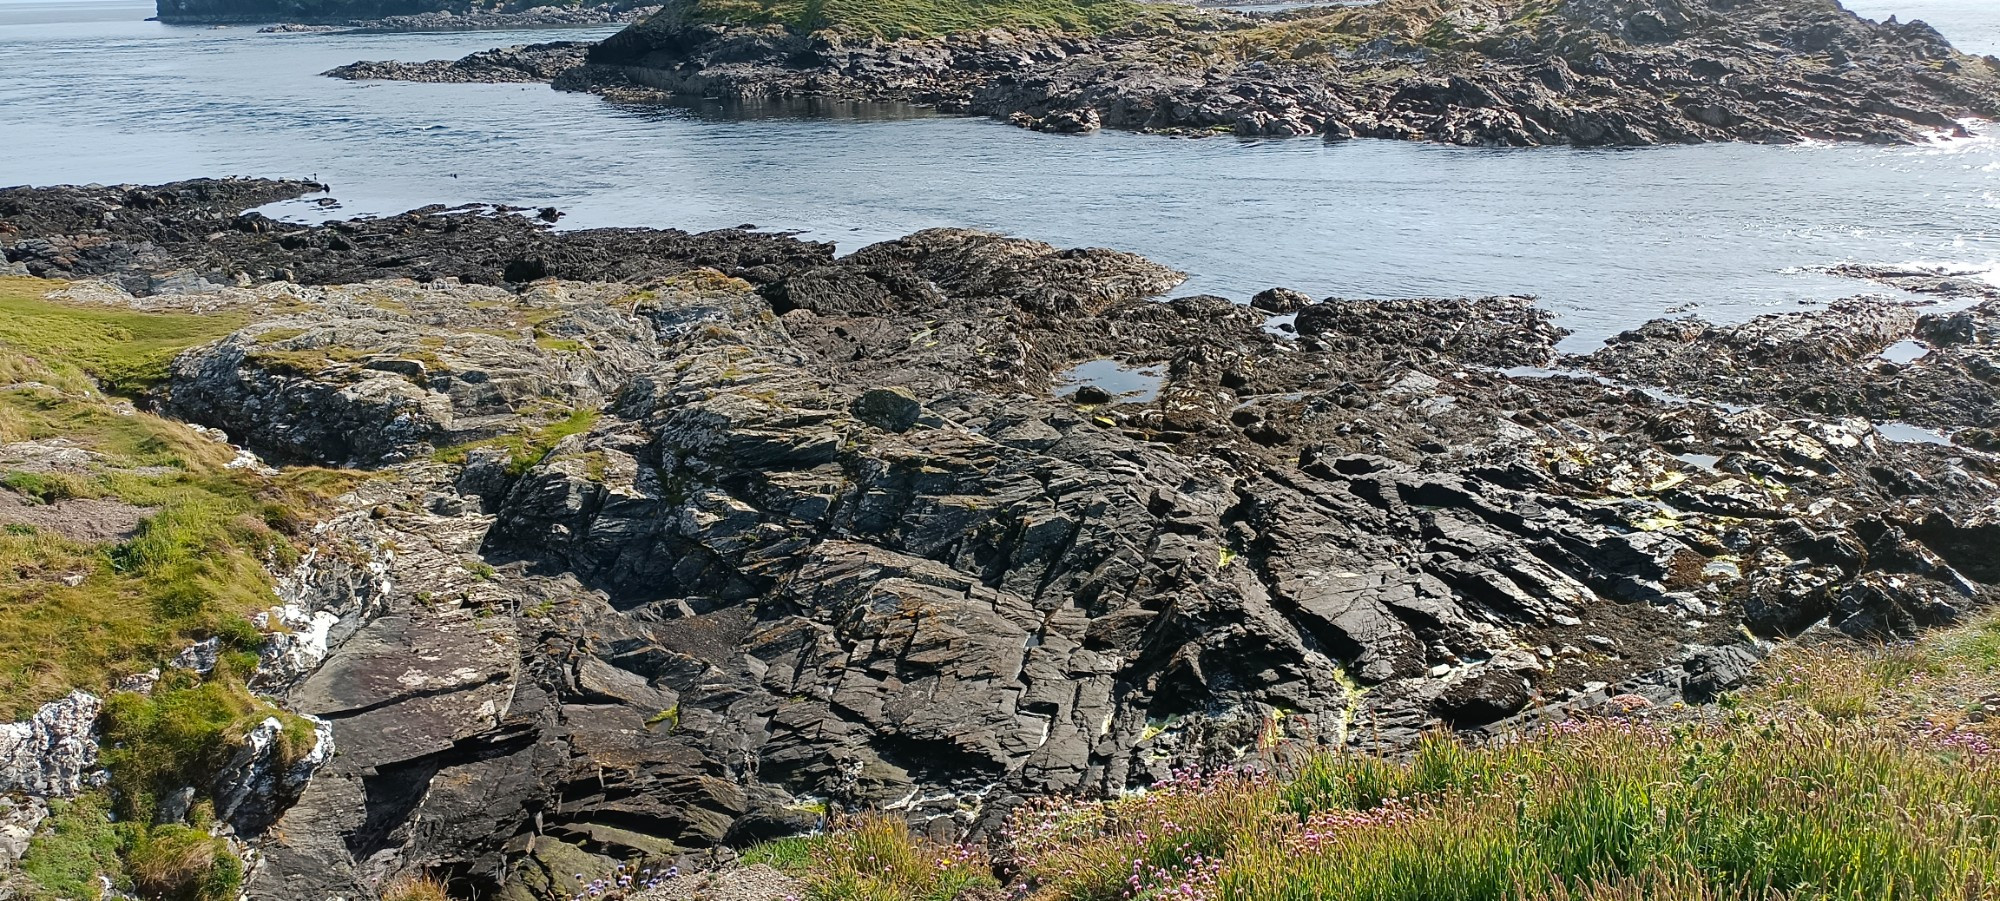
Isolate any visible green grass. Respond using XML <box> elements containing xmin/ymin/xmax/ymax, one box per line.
<box><xmin>0</xmin><ymin>280</ymin><xmax>343</xmax><ymax>900</ymax></box>
<box><xmin>434</xmin><ymin>406</ymin><xmax>601</xmax><ymax>476</ymax></box>
<box><xmin>741</xmin><ymin>834</ymin><xmax>823</xmax><ymax>874</ymax></box>
<box><xmin>678</xmin><ymin>0</ymin><xmax>1155</xmax><ymax>39</ymax></box>
<box><xmin>0</xmin><ymin>277</ymin><xmax>248</xmax><ymax>395</ymax></box>
<box><xmin>126</xmin><ymin>824</ymin><xmax>242</xmax><ymax>901</ymax></box>
<box><xmin>0</xmin><ymin>282</ymin><xmax>362</xmax><ymax>715</ymax></box>
<box><xmin>782</xmin><ymin>610</ymin><xmax>2000</xmax><ymax>901</ymax></box>
<box><xmin>98</xmin><ymin>668</ymin><xmax>317</xmax><ymax>824</ymax></box>
<box><xmin>16</xmin><ymin>792</ymin><xmax>127</xmax><ymax>900</ymax></box>
<box><xmin>0</xmin><ymin>460</ymin><xmax>356</xmax><ymax>716</ymax></box>
<box><xmin>534</xmin><ymin>332</ymin><xmax>589</xmax><ymax>353</ymax></box>
<box><xmin>793</xmin><ymin>816</ymin><xmax>997</xmax><ymax>901</ymax></box>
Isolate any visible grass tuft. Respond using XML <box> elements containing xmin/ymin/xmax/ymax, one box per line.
<box><xmin>801</xmin><ymin>815</ymin><xmax>996</xmax><ymax>901</ymax></box>
<box><xmin>127</xmin><ymin>824</ymin><xmax>242</xmax><ymax>901</ymax></box>
<box><xmin>433</xmin><ymin>406</ymin><xmax>600</xmax><ymax>476</ymax></box>
<box><xmin>382</xmin><ymin>874</ymin><xmax>454</xmax><ymax>901</ymax></box>
<box><xmin>781</xmin><ymin>610</ymin><xmax>2000</xmax><ymax>901</ymax></box>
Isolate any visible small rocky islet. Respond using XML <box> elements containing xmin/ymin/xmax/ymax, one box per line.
<box><xmin>2</xmin><ymin>176</ymin><xmax>1998</xmax><ymax>899</ymax></box>
<box><xmin>322</xmin><ymin>0</ymin><xmax>2000</xmax><ymax>145</ymax></box>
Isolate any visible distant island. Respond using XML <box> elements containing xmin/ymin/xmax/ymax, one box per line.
<box><xmin>324</xmin><ymin>0</ymin><xmax>2000</xmax><ymax>145</ymax></box>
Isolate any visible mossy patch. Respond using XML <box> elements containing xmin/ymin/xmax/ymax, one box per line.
<box><xmin>0</xmin><ymin>277</ymin><xmax>248</xmax><ymax>396</ymax></box>
<box><xmin>98</xmin><ymin>669</ymin><xmax>317</xmax><ymax>824</ymax></box>
<box><xmin>16</xmin><ymin>792</ymin><xmax>127</xmax><ymax>900</ymax></box>
<box><xmin>434</xmin><ymin>406</ymin><xmax>602</xmax><ymax>476</ymax></box>
<box><xmin>534</xmin><ymin>332</ymin><xmax>589</xmax><ymax>353</ymax></box>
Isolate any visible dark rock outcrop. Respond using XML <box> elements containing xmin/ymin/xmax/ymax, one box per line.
<box><xmin>1581</xmin><ymin>297</ymin><xmax>2000</xmax><ymax>436</ymax></box>
<box><xmin>540</xmin><ymin>0</ymin><xmax>2000</xmax><ymax>146</ymax></box>
<box><xmin>0</xmin><ymin>179</ymin><xmax>832</xmax><ymax>296</ymax></box>
<box><xmin>326</xmin><ymin>42</ymin><xmax>595</xmax><ymax>83</ymax></box>
<box><xmin>155</xmin><ymin>0</ymin><xmax>653</xmax><ymax>28</ymax></box>
<box><xmin>5</xmin><ymin>182</ymin><xmax>1997</xmax><ymax>899</ymax></box>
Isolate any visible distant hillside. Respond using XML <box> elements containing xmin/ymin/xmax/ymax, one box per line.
<box><xmin>152</xmin><ymin>0</ymin><xmax>638</xmax><ymax>25</ymax></box>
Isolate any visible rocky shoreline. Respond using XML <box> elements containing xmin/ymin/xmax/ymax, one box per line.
<box><xmin>157</xmin><ymin>1</ymin><xmax>657</xmax><ymax>32</ymax></box>
<box><xmin>326</xmin><ymin>41</ymin><xmax>596</xmax><ymax>83</ymax></box>
<box><xmin>2</xmin><ymin>178</ymin><xmax>1997</xmax><ymax>899</ymax></box>
<box><xmin>327</xmin><ymin>0</ymin><xmax>2000</xmax><ymax>146</ymax></box>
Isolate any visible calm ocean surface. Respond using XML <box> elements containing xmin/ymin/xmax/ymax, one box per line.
<box><xmin>2</xmin><ymin>0</ymin><xmax>1996</xmax><ymax>345</ymax></box>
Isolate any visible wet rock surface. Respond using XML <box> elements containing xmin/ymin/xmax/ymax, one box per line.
<box><xmin>4</xmin><ymin>181</ymin><xmax>1998</xmax><ymax>898</ymax></box>
<box><xmin>530</xmin><ymin>0</ymin><xmax>2000</xmax><ymax>145</ymax></box>
<box><xmin>0</xmin><ymin>178</ymin><xmax>832</xmax><ymax>296</ymax></box>
<box><xmin>327</xmin><ymin>41</ymin><xmax>595</xmax><ymax>83</ymax></box>
<box><xmin>1581</xmin><ymin>297</ymin><xmax>2000</xmax><ymax>437</ymax></box>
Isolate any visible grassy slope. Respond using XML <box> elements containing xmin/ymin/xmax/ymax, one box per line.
<box><xmin>680</xmin><ymin>0</ymin><xmax>1155</xmax><ymax>39</ymax></box>
<box><xmin>0</xmin><ymin>278</ymin><xmax>340</xmax><ymax>901</ymax></box>
<box><xmin>0</xmin><ymin>278</ymin><xmax>336</xmax><ymax>715</ymax></box>
<box><xmin>749</xmin><ymin>611</ymin><xmax>2000</xmax><ymax>901</ymax></box>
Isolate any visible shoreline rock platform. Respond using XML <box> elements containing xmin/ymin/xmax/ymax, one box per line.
<box><xmin>3</xmin><ymin>177</ymin><xmax>1997</xmax><ymax>897</ymax></box>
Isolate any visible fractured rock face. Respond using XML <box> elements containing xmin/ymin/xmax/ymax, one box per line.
<box><xmin>0</xmin><ymin>691</ymin><xmax>103</xmax><ymax>798</ymax></box>
<box><xmin>211</xmin><ymin>714</ymin><xmax>336</xmax><ymax>836</ymax></box>
<box><xmin>10</xmin><ymin>187</ymin><xmax>1985</xmax><ymax>899</ymax></box>
<box><xmin>184</xmin><ymin>237</ymin><xmax>1995</xmax><ymax>900</ymax></box>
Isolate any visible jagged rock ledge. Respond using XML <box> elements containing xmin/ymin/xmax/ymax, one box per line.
<box><xmin>2</xmin><ymin>179</ymin><xmax>1997</xmax><ymax>899</ymax></box>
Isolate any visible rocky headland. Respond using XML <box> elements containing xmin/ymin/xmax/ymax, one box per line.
<box><xmin>0</xmin><ymin>178</ymin><xmax>1996</xmax><ymax>900</ymax></box>
<box><xmin>333</xmin><ymin>0</ymin><xmax>2000</xmax><ymax>145</ymax></box>
<box><xmin>157</xmin><ymin>0</ymin><xmax>657</xmax><ymax>32</ymax></box>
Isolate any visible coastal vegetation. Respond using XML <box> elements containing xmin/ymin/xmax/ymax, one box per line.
<box><xmin>0</xmin><ymin>279</ymin><xmax>356</xmax><ymax>714</ymax></box>
<box><xmin>0</xmin><ymin>278</ymin><xmax>338</xmax><ymax>901</ymax></box>
<box><xmin>744</xmin><ymin>612</ymin><xmax>2000</xmax><ymax>901</ymax></box>
<box><xmin>676</xmin><ymin>0</ymin><xmax>1158</xmax><ymax>39</ymax></box>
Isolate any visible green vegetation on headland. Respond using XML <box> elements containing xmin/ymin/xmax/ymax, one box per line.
<box><xmin>676</xmin><ymin>0</ymin><xmax>1157</xmax><ymax>39</ymax></box>
<box><xmin>748</xmin><ymin>610</ymin><xmax>2000</xmax><ymax>901</ymax></box>
<box><xmin>0</xmin><ymin>278</ymin><xmax>356</xmax><ymax>715</ymax></box>
<box><xmin>0</xmin><ymin>277</ymin><xmax>340</xmax><ymax>901</ymax></box>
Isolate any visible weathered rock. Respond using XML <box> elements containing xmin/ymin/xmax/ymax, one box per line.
<box><xmin>0</xmin><ymin>795</ymin><xmax>48</xmax><ymax>873</ymax></box>
<box><xmin>9</xmin><ymin>182</ymin><xmax>1998</xmax><ymax>901</ymax></box>
<box><xmin>1580</xmin><ymin>298</ymin><xmax>2000</xmax><ymax>433</ymax></box>
<box><xmin>326</xmin><ymin>42</ymin><xmax>594</xmax><ymax>84</ymax></box>
<box><xmin>210</xmin><ymin>715</ymin><xmax>336</xmax><ymax>835</ymax></box>
<box><xmin>0</xmin><ymin>692</ymin><xmax>102</xmax><ymax>798</ymax></box>
<box><xmin>550</xmin><ymin>0</ymin><xmax>2000</xmax><ymax>147</ymax></box>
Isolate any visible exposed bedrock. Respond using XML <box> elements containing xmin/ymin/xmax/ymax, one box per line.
<box><xmin>546</xmin><ymin>0</ymin><xmax>2000</xmax><ymax>145</ymax></box>
<box><xmin>325</xmin><ymin>42</ymin><xmax>596</xmax><ymax>83</ymax></box>
<box><xmin>4</xmin><ymin>182</ymin><xmax>1998</xmax><ymax>898</ymax></box>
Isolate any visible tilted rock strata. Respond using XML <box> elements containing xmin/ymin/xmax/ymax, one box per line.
<box><xmin>3</xmin><ymin>182</ymin><xmax>1998</xmax><ymax>898</ymax></box>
